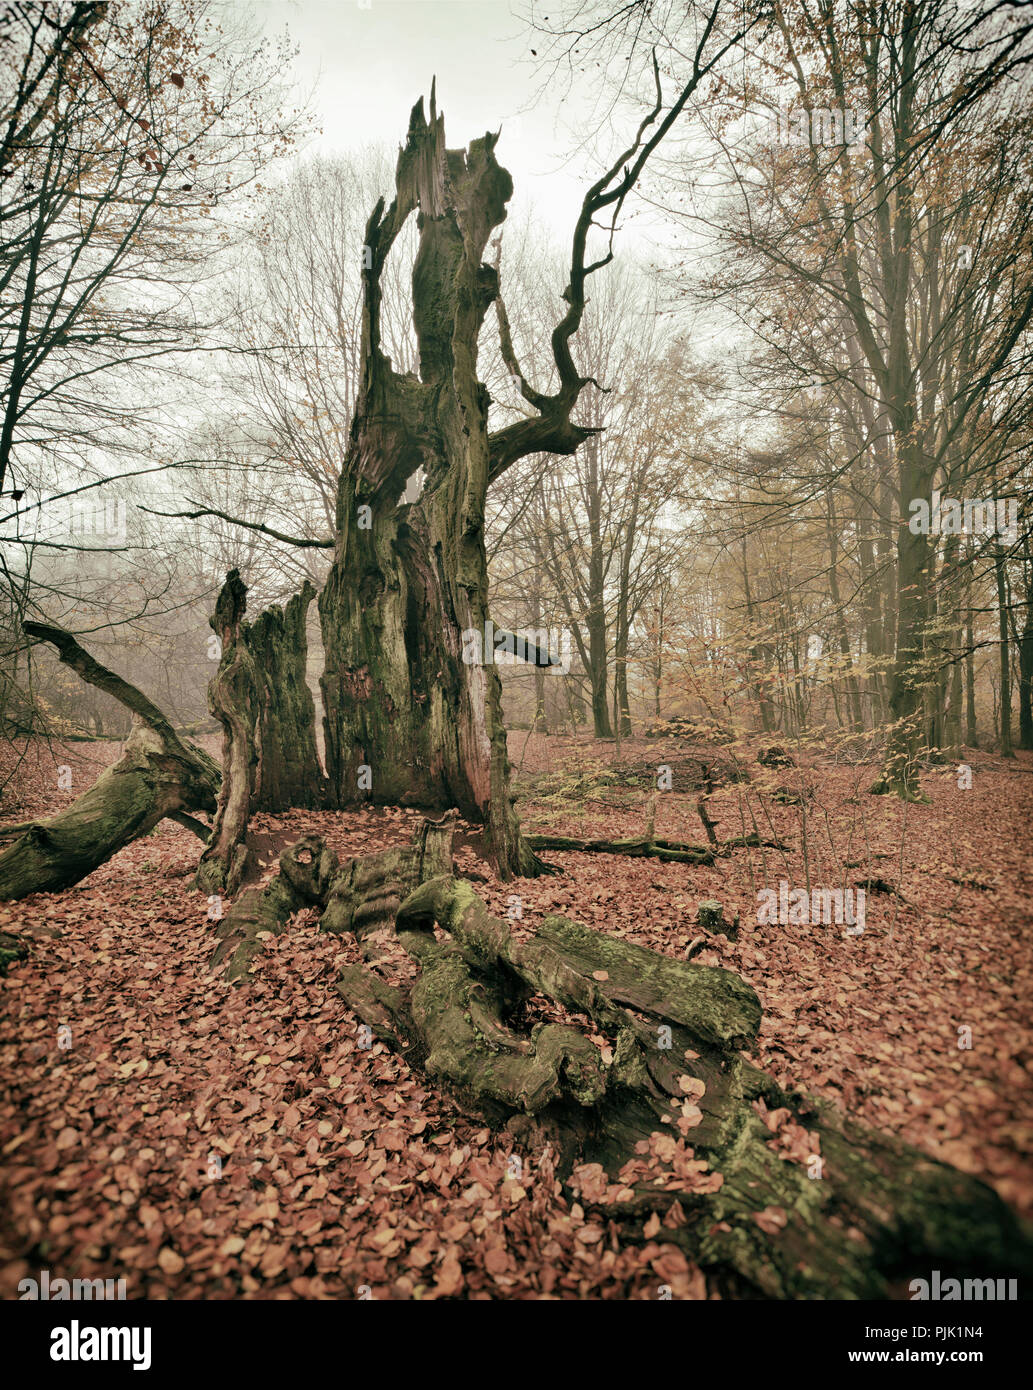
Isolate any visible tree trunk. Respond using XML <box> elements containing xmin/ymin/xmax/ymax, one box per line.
<box><xmin>871</xmin><ymin>444</ymin><xmax>932</xmax><ymax>798</ymax></box>
<box><xmin>996</xmin><ymin>544</ymin><xmax>1014</xmax><ymax>756</ymax></box>
<box><xmin>197</xmin><ymin>571</ymin><xmax>322</xmax><ymax>895</ymax></box>
<box><xmin>826</xmin><ymin>494</ymin><xmax>864</xmax><ymax>731</ymax></box>
<box><xmin>316</xmin><ymin>76</ymin><xmax>720</xmax><ymax>874</ymax></box>
<box><xmin>1018</xmin><ymin>548</ymin><xmax>1033</xmax><ymax>750</ymax></box>
<box><xmin>965</xmin><ymin>601</ymin><xmax>978</xmax><ymax>747</ymax></box>
<box><xmin>0</xmin><ymin>624</ymin><xmax>218</xmax><ymax>900</ymax></box>
<box><xmin>316</xmin><ymin>90</ymin><xmax>591</xmax><ymax>879</ymax></box>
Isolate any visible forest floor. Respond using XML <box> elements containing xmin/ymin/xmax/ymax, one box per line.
<box><xmin>1</xmin><ymin>730</ymin><xmax>1031</xmax><ymax>1300</ymax></box>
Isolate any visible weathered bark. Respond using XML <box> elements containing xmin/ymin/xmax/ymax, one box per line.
<box><xmin>389</xmin><ymin>882</ymin><xmax>1033</xmax><ymax>1295</ymax></box>
<box><xmin>197</xmin><ymin>571</ymin><xmax>322</xmax><ymax>896</ymax></box>
<box><xmin>318</xmin><ymin>74</ymin><xmax>716</xmax><ymax>877</ymax></box>
<box><xmin>209</xmin><ymin>813</ymin><xmax>457</xmax><ymax>983</ymax></box>
<box><xmin>208</xmin><ymin>834</ymin><xmax>338</xmax><ymax>982</ymax></box>
<box><xmin>317</xmin><ymin>91</ymin><xmax>550</xmax><ymax>879</ymax></box>
<box><xmin>0</xmin><ymin>624</ymin><xmax>219</xmax><ymax>900</ymax></box>
<box><xmin>223</xmin><ymin>816</ymin><xmax>1031</xmax><ymax>1297</ymax></box>
<box><xmin>334</xmin><ymin>830</ymin><xmax>1030</xmax><ymax>1297</ymax></box>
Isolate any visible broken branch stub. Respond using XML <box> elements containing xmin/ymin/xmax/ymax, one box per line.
<box><xmin>197</xmin><ymin>570</ymin><xmax>323</xmax><ymax>896</ymax></box>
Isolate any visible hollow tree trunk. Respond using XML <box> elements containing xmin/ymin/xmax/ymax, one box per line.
<box><xmin>197</xmin><ymin>571</ymin><xmax>322</xmax><ymax>895</ymax></box>
<box><xmin>225</xmin><ymin>817</ymin><xmax>1033</xmax><ymax>1299</ymax></box>
<box><xmin>246</xmin><ymin>580</ymin><xmax>322</xmax><ymax>809</ymax></box>
<box><xmin>317</xmin><ymin>91</ymin><xmax>557</xmax><ymax>879</ymax></box>
<box><xmin>0</xmin><ymin>624</ymin><xmax>219</xmax><ymax>900</ymax></box>
<box><xmin>317</xmin><ymin>78</ymin><xmax>716</xmax><ymax>875</ymax></box>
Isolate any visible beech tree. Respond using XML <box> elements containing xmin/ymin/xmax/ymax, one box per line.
<box><xmin>656</xmin><ymin>0</ymin><xmax>1033</xmax><ymax>789</ymax></box>
<box><xmin>317</xmin><ymin>30</ymin><xmax>747</xmax><ymax>877</ymax></box>
<box><xmin>0</xmin><ymin>1</ymin><xmax>752</xmax><ymax>889</ymax></box>
<box><xmin>0</xmin><ymin>0</ymin><xmax>300</xmax><ymax>500</ymax></box>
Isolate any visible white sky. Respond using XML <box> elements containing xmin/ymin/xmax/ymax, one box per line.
<box><xmin>249</xmin><ymin>0</ymin><xmax>606</xmax><ymax>244</ymax></box>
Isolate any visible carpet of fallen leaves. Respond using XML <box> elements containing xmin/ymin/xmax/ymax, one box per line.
<box><xmin>1</xmin><ymin>732</ymin><xmax>1031</xmax><ymax>1300</ymax></box>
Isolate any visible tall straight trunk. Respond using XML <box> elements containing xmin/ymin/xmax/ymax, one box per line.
<box><xmin>938</xmin><ymin>533</ymin><xmax>964</xmax><ymax>755</ymax></box>
<box><xmin>1018</xmin><ymin>547</ymin><xmax>1033</xmax><ymax>750</ymax></box>
<box><xmin>1018</xmin><ymin>616</ymin><xmax>1033</xmax><ymax>750</ymax></box>
<box><xmin>996</xmin><ymin>544</ymin><xmax>1014</xmax><ymax>756</ymax></box>
<box><xmin>871</xmin><ymin>437</ymin><xmax>932</xmax><ymax>797</ymax></box>
<box><xmin>965</xmin><ymin>606</ymin><xmax>978</xmax><ymax>748</ymax></box>
<box><xmin>825</xmin><ymin>494</ymin><xmax>863</xmax><ymax>731</ymax></box>
<box><xmin>651</xmin><ymin>592</ymin><xmax>664</xmax><ymax>720</ymax></box>
<box><xmin>740</xmin><ymin>527</ymin><xmax>774</xmax><ymax>733</ymax></box>
<box><xmin>583</xmin><ymin>434</ymin><xmax>613</xmax><ymax>739</ymax></box>
<box><xmin>947</xmin><ymin>645</ymin><xmax>963</xmax><ymax>755</ymax></box>
<box><xmin>585</xmin><ymin>605</ymin><xmax>612</xmax><ymax>738</ymax></box>
<box><xmin>857</xmin><ymin>515</ymin><xmax>884</xmax><ymax>727</ymax></box>
<box><xmin>529</xmin><ymin>544</ymin><xmax>549</xmax><ymax>734</ymax></box>
<box><xmin>613</xmin><ymin>611</ymin><xmax>632</xmax><ymax>739</ymax></box>
<box><xmin>926</xmin><ymin>550</ymin><xmax>944</xmax><ymax>754</ymax></box>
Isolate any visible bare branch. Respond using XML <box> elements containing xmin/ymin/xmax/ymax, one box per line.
<box><xmin>137</xmin><ymin>504</ymin><xmax>334</xmax><ymax>550</ymax></box>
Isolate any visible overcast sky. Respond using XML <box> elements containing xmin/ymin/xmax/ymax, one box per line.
<box><xmin>250</xmin><ymin>0</ymin><xmax>609</xmax><ymax>244</ymax></box>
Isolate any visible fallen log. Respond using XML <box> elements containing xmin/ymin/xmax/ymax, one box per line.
<box><xmin>208</xmin><ymin>814</ymin><xmax>458</xmax><ymax>982</ymax></box>
<box><xmin>525</xmin><ymin>829</ymin><xmax>785</xmax><ymax>864</ymax></box>
<box><xmin>229</xmin><ymin>816</ymin><xmax>1033</xmax><ymax>1298</ymax></box>
<box><xmin>0</xmin><ymin>624</ymin><xmax>219</xmax><ymax>901</ymax></box>
<box><xmin>383</xmin><ymin>874</ymin><xmax>1033</xmax><ymax>1297</ymax></box>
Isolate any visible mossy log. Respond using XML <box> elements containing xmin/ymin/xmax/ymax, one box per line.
<box><xmin>0</xmin><ymin>625</ymin><xmax>219</xmax><ymax>901</ymax></box>
<box><xmin>385</xmin><ymin>876</ymin><xmax>1033</xmax><ymax>1297</ymax></box>
<box><xmin>236</xmin><ymin>816</ymin><xmax>1033</xmax><ymax>1298</ymax></box>
<box><xmin>209</xmin><ymin>814</ymin><xmax>457</xmax><ymax>982</ymax></box>
<box><xmin>208</xmin><ymin>834</ymin><xmax>338</xmax><ymax>982</ymax></box>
